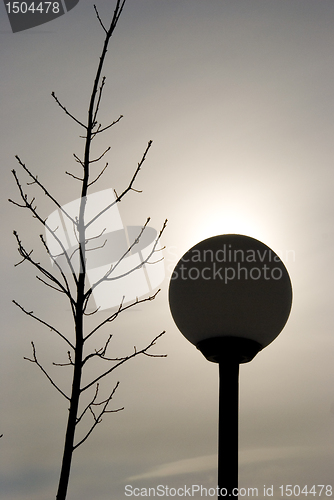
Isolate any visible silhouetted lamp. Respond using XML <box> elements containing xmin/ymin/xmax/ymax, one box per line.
<box><xmin>169</xmin><ymin>234</ymin><xmax>292</xmax><ymax>499</ymax></box>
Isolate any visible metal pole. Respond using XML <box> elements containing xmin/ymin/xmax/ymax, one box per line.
<box><xmin>218</xmin><ymin>358</ymin><xmax>239</xmax><ymax>499</ymax></box>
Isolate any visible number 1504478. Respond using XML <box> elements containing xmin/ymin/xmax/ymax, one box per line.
<box><xmin>5</xmin><ymin>2</ymin><xmax>60</xmax><ymax>14</ymax></box>
<box><xmin>278</xmin><ymin>485</ymin><xmax>332</xmax><ymax>497</ymax></box>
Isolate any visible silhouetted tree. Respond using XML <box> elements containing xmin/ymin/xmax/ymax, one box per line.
<box><xmin>9</xmin><ymin>2</ymin><xmax>167</xmax><ymax>499</ymax></box>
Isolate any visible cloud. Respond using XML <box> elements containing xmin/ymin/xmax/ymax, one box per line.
<box><xmin>127</xmin><ymin>455</ymin><xmax>217</xmax><ymax>481</ymax></box>
<box><xmin>127</xmin><ymin>445</ymin><xmax>330</xmax><ymax>482</ymax></box>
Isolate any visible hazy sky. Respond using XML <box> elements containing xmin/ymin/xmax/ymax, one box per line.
<box><xmin>1</xmin><ymin>1</ymin><xmax>333</xmax><ymax>499</ymax></box>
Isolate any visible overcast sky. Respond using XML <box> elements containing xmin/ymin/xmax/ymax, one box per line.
<box><xmin>1</xmin><ymin>1</ymin><xmax>334</xmax><ymax>499</ymax></box>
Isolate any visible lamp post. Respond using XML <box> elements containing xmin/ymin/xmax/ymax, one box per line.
<box><xmin>168</xmin><ymin>234</ymin><xmax>292</xmax><ymax>499</ymax></box>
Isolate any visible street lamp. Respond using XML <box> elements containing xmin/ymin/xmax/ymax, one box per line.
<box><xmin>168</xmin><ymin>234</ymin><xmax>292</xmax><ymax>499</ymax></box>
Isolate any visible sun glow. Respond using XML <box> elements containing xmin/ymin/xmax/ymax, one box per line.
<box><xmin>194</xmin><ymin>207</ymin><xmax>266</xmax><ymax>243</ymax></box>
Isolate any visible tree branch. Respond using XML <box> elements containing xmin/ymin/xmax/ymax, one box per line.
<box><xmin>92</xmin><ymin>114</ymin><xmax>123</xmax><ymax>136</ymax></box>
<box><xmin>36</xmin><ymin>274</ymin><xmax>66</xmax><ymax>294</ymax></box>
<box><xmin>85</xmin><ymin>140</ymin><xmax>153</xmax><ymax>231</ymax></box>
<box><xmin>76</xmin><ymin>383</ymin><xmax>100</xmax><ymax>426</ymax></box>
<box><xmin>92</xmin><ymin>75</ymin><xmax>106</xmax><ymax>127</ymax></box>
<box><xmin>13</xmin><ymin>157</ymin><xmax>77</xmax><ymax>227</ymax></box>
<box><xmin>84</xmin><ymin>289</ymin><xmax>160</xmax><ymax>343</ymax></box>
<box><xmin>13</xmin><ymin>230</ymin><xmax>75</xmax><ymax>303</ymax></box>
<box><xmin>66</xmin><ymin>170</ymin><xmax>84</xmax><ymax>181</ymax></box>
<box><xmin>87</xmin><ymin>162</ymin><xmax>109</xmax><ymax>187</ymax></box>
<box><xmin>105</xmin><ymin>218</ymin><xmax>167</xmax><ymax>281</ymax></box>
<box><xmin>94</xmin><ymin>5</ymin><xmax>107</xmax><ymax>33</ymax></box>
<box><xmin>51</xmin><ymin>92</ymin><xmax>87</xmax><ymax>129</ymax></box>
<box><xmin>39</xmin><ymin>234</ymin><xmax>77</xmax><ymax>319</ymax></box>
<box><xmin>9</xmin><ymin>170</ymin><xmax>79</xmax><ymax>284</ymax></box>
<box><xmin>13</xmin><ymin>300</ymin><xmax>75</xmax><ymax>350</ymax></box>
<box><xmin>24</xmin><ymin>342</ymin><xmax>70</xmax><ymax>401</ymax></box>
<box><xmin>84</xmin><ymin>217</ymin><xmax>167</xmax><ymax>308</ymax></box>
<box><xmin>85</xmin><ymin>217</ymin><xmax>151</xmax><ymax>298</ymax></box>
<box><xmin>53</xmin><ymin>351</ymin><xmax>74</xmax><ymax>367</ymax></box>
<box><xmin>73</xmin><ymin>381</ymin><xmax>123</xmax><ymax>450</ymax></box>
<box><xmin>88</xmin><ymin>146</ymin><xmax>111</xmax><ymax>164</ymax></box>
<box><xmin>81</xmin><ymin>331</ymin><xmax>166</xmax><ymax>392</ymax></box>
<box><xmin>73</xmin><ymin>153</ymin><xmax>85</xmax><ymax>167</ymax></box>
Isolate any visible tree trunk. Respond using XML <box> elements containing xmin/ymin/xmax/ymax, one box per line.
<box><xmin>56</xmin><ymin>276</ymin><xmax>85</xmax><ymax>500</ymax></box>
<box><xmin>55</xmin><ymin>361</ymin><xmax>81</xmax><ymax>500</ymax></box>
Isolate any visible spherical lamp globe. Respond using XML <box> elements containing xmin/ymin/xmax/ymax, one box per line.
<box><xmin>168</xmin><ymin>234</ymin><xmax>292</xmax><ymax>363</ymax></box>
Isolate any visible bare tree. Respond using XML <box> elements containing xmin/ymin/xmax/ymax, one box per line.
<box><xmin>9</xmin><ymin>2</ymin><xmax>167</xmax><ymax>499</ymax></box>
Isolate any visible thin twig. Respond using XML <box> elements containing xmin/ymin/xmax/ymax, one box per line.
<box><xmin>85</xmin><ymin>217</ymin><xmax>167</xmax><ymax>306</ymax></box>
<box><xmin>85</xmin><ymin>141</ymin><xmax>153</xmax><ymax>230</ymax></box>
<box><xmin>13</xmin><ymin>231</ymin><xmax>75</xmax><ymax>303</ymax></box>
<box><xmin>53</xmin><ymin>351</ymin><xmax>74</xmax><ymax>367</ymax></box>
<box><xmin>39</xmin><ymin>234</ymin><xmax>76</xmax><ymax>319</ymax></box>
<box><xmin>13</xmin><ymin>300</ymin><xmax>74</xmax><ymax>350</ymax></box>
<box><xmin>84</xmin><ymin>218</ymin><xmax>153</xmax><ymax>299</ymax></box>
<box><xmin>92</xmin><ymin>114</ymin><xmax>123</xmax><ymax>136</ymax></box>
<box><xmin>81</xmin><ymin>331</ymin><xmax>166</xmax><ymax>392</ymax></box>
<box><xmin>13</xmin><ymin>157</ymin><xmax>77</xmax><ymax>227</ymax></box>
<box><xmin>10</xmin><ymin>171</ymin><xmax>78</xmax><ymax>284</ymax></box>
<box><xmin>36</xmin><ymin>275</ymin><xmax>65</xmax><ymax>294</ymax></box>
<box><xmin>66</xmin><ymin>171</ymin><xmax>84</xmax><ymax>181</ymax></box>
<box><xmin>92</xmin><ymin>76</ymin><xmax>106</xmax><ymax>126</ymax></box>
<box><xmin>73</xmin><ymin>153</ymin><xmax>84</xmax><ymax>167</ymax></box>
<box><xmin>24</xmin><ymin>342</ymin><xmax>70</xmax><ymax>401</ymax></box>
<box><xmin>94</xmin><ymin>5</ymin><xmax>107</xmax><ymax>33</ymax></box>
<box><xmin>74</xmin><ymin>381</ymin><xmax>123</xmax><ymax>450</ymax></box>
<box><xmin>84</xmin><ymin>289</ymin><xmax>160</xmax><ymax>343</ymax></box>
<box><xmin>51</xmin><ymin>92</ymin><xmax>87</xmax><ymax>129</ymax></box>
<box><xmin>87</xmin><ymin>162</ymin><xmax>109</xmax><ymax>187</ymax></box>
<box><xmin>88</xmin><ymin>146</ymin><xmax>111</xmax><ymax>164</ymax></box>
<box><xmin>76</xmin><ymin>384</ymin><xmax>100</xmax><ymax>425</ymax></box>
